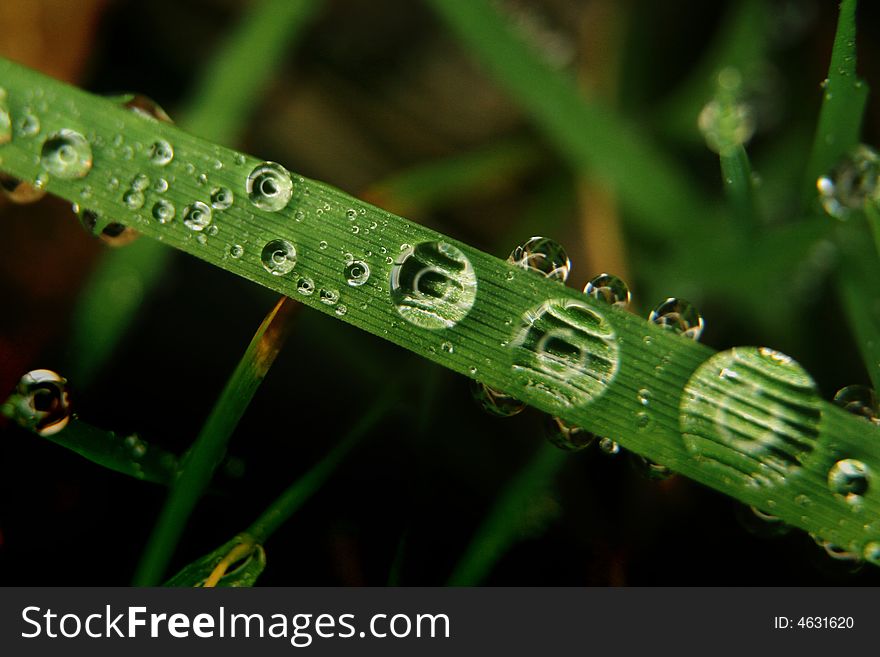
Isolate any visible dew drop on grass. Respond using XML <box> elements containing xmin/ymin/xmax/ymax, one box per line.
<box><xmin>544</xmin><ymin>415</ymin><xmax>594</xmax><ymax>452</ymax></box>
<box><xmin>470</xmin><ymin>380</ymin><xmax>526</xmax><ymax>417</ymax></box>
<box><xmin>123</xmin><ymin>190</ymin><xmax>145</xmax><ymax>210</ymax></box>
<box><xmin>679</xmin><ymin>346</ymin><xmax>822</xmax><ymax>489</ymax></box>
<box><xmin>631</xmin><ymin>454</ymin><xmax>673</xmax><ymax>480</ymax></box>
<box><xmin>18</xmin><ymin>110</ymin><xmax>40</xmax><ymax>137</ymax></box>
<box><xmin>817</xmin><ymin>145</ymin><xmax>879</xmax><ymax>220</ymax></box>
<box><xmin>9</xmin><ymin>369</ymin><xmax>71</xmax><ymax>436</ymax></box>
<box><xmin>260</xmin><ymin>239</ymin><xmax>296</xmax><ymax>275</ymax></box>
<box><xmin>153</xmin><ymin>177</ymin><xmax>169</xmax><ymax>193</ymax></box>
<box><xmin>828</xmin><ymin>459</ymin><xmax>870</xmax><ymax>506</ymax></box>
<box><xmin>210</xmin><ymin>186</ymin><xmax>234</xmax><ymax>210</ymax></box>
<box><xmin>648</xmin><ymin>297</ymin><xmax>704</xmax><ymax>340</ymax></box>
<box><xmin>182</xmin><ymin>201</ymin><xmax>212</xmax><ymax>231</ymax></box>
<box><xmin>599</xmin><ymin>437</ymin><xmax>620</xmax><ymax>455</ymax></box>
<box><xmin>229</xmin><ymin>244</ymin><xmax>244</xmax><ymax>259</ymax></box>
<box><xmin>98</xmin><ymin>221</ymin><xmax>139</xmax><ymax>247</ymax></box>
<box><xmin>39</xmin><ymin>129</ymin><xmax>93</xmax><ymax>179</ymax></box>
<box><xmin>344</xmin><ymin>260</ymin><xmax>370</xmax><ymax>287</ymax></box>
<box><xmin>509</xmin><ymin>299</ymin><xmax>619</xmax><ymax>410</ymax></box>
<box><xmin>508</xmin><ymin>236</ymin><xmax>571</xmax><ymax>282</ymax></box>
<box><xmin>390</xmin><ymin>241</ymin><xmax>477</xmax><ymax>330</ymax></box>
<box><xmin>0</xmin><ymin>173</ymin><xmax>45</xmax><ymax>204</ymax></box>
<box><xmin>246</xmin><ymin>162</ymin><xmax>293</xmax><ymax>211</ymax></box>
<box><xmin>335</xmin><ymin>304</ymin><xmax>348</xmax><ymax>316</ymax></box>
<box><xmin>149</xmin><ymin>139</ymin><xmax>174</xmax><ymax>166</ymax></box>
<box><xmin>584</xmin><ymin>273</ymin><xmax>631</xmax><ymax>308</ymax></box>
<box><xmin>864</xmin><ymin>541</ymin><xmax>880</xmax><ymax>565</ymax></box>
<box><xmin>151</xmin><ymin>199</ymin><xmax>175</xmax><ymax>224</ymax></box>
<box><xmin>131</xmin><ymin>173</ymin><xmax>150</xmax><ymax>191</ymax></box>
<box><xmin>833</xmin><ymin>384</ymin><xmax>880</xmax><ymax>424</ymax></box>
<box><xmin>296</xmin><ymin>277</ymin><xmax>315</xmax><ymax>296</ymax></box>
<box><xmin>120</xmin><ymin>94</ymin><xmax>173</xmax><ymax>123</ymax></box>
<box><xmin>320</xmin><ymin>288</ymin><xmax>339</xmax><ymax>305</ymax></box>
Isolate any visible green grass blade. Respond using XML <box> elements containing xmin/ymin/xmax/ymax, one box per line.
<box><xmin>2</xmin><ymin>58</ymin><xmax>880</xmax><ymax>562</ymax></box>
<box><xmin>838</xmin><ymin>225</ymin><xmax>880</xmax><ymax>392</ymax></box>
<box><xmin>719</xmin><ymin>144</ymin><xmax>758</xmax><ymax>231</ymax></box>
<box><xmin>424</xmin><ymin>0</ymin><xmax>712</xmax><ymax>238</ymax></box>
<box><xmin>133</xmin><ymin>297</ymin><xmax>298</xmax><ymax>585</ymax></box>
<box><xmin>448</xmin><ymin>443</ymin><xmax>566</xmax><ymax>585</ymax></box>
<box><xmin>164</xmin><ymin>535</ymin><xmax>266</xmax><ymax>587</ymax></box>
<box><xmin>67</xmin><ymin>0</ymin><xmax>322</xmax><ymax>385</ymax></box>
<box><xmin>802</xmin><ymin>0</ymin><xmax>868</xmax><ymax>204</ymax></box>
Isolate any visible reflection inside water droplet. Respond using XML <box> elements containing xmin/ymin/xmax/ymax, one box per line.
<box><xmin>40</xmin><ymin>129</ymin><xmax>93</xmax><ymax>179</ymax></box>
<box><xmin>833</xmin><ymin>384</ymin><xmax>880</xmax><ymax>425</ymax></box>
<box><xmin>817</xmin><ymin>144</ymin><xmax>879</xmax><ymax>220</ymax></box>
<box><xmin>246</xmin><ymin>162</ymin><xmax>293</xmax><ymax>211</ymax></box>
<box><xmin>508</xmin><ymin>236</ymin><xmax>570</xmax><ymax>282</ymax></box>
<box><xmin>544</xmin><ymin>415</ymin><xmax>594</xmax><ymax>452</ymax></box>
<box><xmin>8</xmin><ymin>369</ymin><xmax>71</xmax><ymax>436</ymax></box>
<box><xmin>471</xmin><ymin>380</ymin><xmax>525</xmax><ymax>417</ymax></box>
<box><xmin>183</xmin><ymin>201</ymin><xmax>212</xmax><ymax>231</ymax></box>
<box><xmin>828</xmin><ymin>459</ymin><xmax>870</xmax><ymax>506</ymax></box>
<box><xmin>345</xmin><ymin>260</ymin><xmax>370</xmax><ymax>287</ymax></box>
<box><xmin>649</xmin><ymin>297</ymin><xmax>704</xmax><ymax>341</ymax></box>
<box><xmin>584</xmin><ymin>273</ymin><xmax>631</xmax><ymax>308</ymax></box>
<box><xmin>210</xmin><ymin>186</ymin><xmax>234</xmax><ymax>210</ymax></box>
<box><xmin>260</xmin><ymin>239</ymin><xmax>296</xmax><ymax>275</ymax></box>
<box><xmin>149</xmin><ymin>139</ymin><xmax>174</xmax><ymax>166</ymax></box>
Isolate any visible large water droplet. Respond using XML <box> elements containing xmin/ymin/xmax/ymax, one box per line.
<box><xmin>833</xmin><ymin>385</ymin><xmax>880</xmax><ymax>425</ymax></box>
<box><xmin>210</xmin><ymin>186</ymin><xmax>234</xmax><ymax>210</ymax></box>
<box><xmin>508</xmin><ymin>236</ymin><xmax>570</xmax><ymax>282</ymax></box>
<box><xmin>8</xmin><ymin>369</ymin><xmax>71</xmax><ymax>436</ymax></box>
<box><xmin>544</xmin><ymin>415</ymin><xmax>594</xmax><ymax>451</ymax></box>
<box><xmin>649</xmin><ymin>298</ymin><xmax>704</xmax><ymax>340</ymax></box>
<box><xmin>246</xmin><ymin>162</ymin><xmax>293</xmax><ymax>211</ymax></box>
<box><xmin>817</xmin><ymin>145</ymin><xmax>879</xmax><ymax>220</ymax></box>
<box><xmin>0</xmin><ymin>173</ymin><xmax>45</xmax><ymax>204</ymax></box>
<box><xmin>345</xmin><ymin>260</ymin><xmax>371</xmax><ymax>287</ymax></box>
<box><xmin>510</xmin><ymin>299</ymin><xmax>619</xmax><ymax>409</ymax></box>
<box><xmin>40</xmin><ymin>129</ymin><xmax>93</xmax><ymax>179</ymax></box>
<box><xmin>471</xmin><ymin>380</ymin><xmax>526</xmax><ymax>417</ymax></box>
<box><xmin>828</xmin><ymin>459</ymin><xmax>870</xmax><ymax>506</ymax></box>
<box><xmin>98</xmin><ymin>221</ymin><xmax>139</xmax><ymax>247</ymax></box>
<box><xmin>260</xmin><ymin>239</ymin><xmax>297</xmax><ymax>275</ymax></box>
<box><xmin>149</xmin><ymin>139</ymin><xmax>174</xmax><ymax>166</ymax></box>
<box><xmin>183</xmin><ymin>201</ymin><xmax>212</xmax><ymax>231</ymax></box>
<box><xmin>680</xmin><ymin>347</ymin><xmax>822</xmax><ymax>489</ymax></box>
<box><xmin>390</xmin><ymin>241</ymin><xmax>477</xmax><ymax>330</ymax></box>
<box><xmin>584</xmin><ymin>273</ymin><xmax>631</xmax><ymax>308</ymax></box>
<box><xmin>120</xmin><ymin>94</ymin><xmax>173</xmax><ymax>123</ymax></box>
<box><xmin>151</xmin><ymin>199</ymin><xmax>175</xmax><ymax>224</ymax></box>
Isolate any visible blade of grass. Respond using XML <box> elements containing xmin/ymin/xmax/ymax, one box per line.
<box><xmin>719</xmin><ymin>144</ymin><xmax>758</xmax><ymax>231</ymax></box>
<box><xmin>802</xmin><ymin>0</ymin><xmax>868</xmax><ymax>205</ymax></box>
<box><xmin>133</xmin><ymin>296</ymin><xmax>298</xmax><ymax>585</ymax></box>
<box><xmin>424</xmin><ymin>0</ymin><xmax>712</xmax><ymax>238</ymax></box>
<box><xmin>67</xmin><ymin>0</ymin><xmax>323</xmax><ymax>386</ymax></box>
<box><xmin>3</xmin><ymin>58</ymin><xmax>880</xmax><ymax>559</ymax></box>
<box><xmin>448</xmin><ymin>443</ymin><xmax>566</xmax><ymax>585</ymax></box>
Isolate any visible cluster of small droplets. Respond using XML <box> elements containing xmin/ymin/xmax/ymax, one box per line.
<box><xmin>817</xmin><ymin>144</ymin><xmax>879</xmax><ymax>220</ymax></box>
<box><xmin>828</xmin><ymin>384</ymin><xmax>875</xmax><ymax>512</ymax></box>
<box><xmin>1</xmin><ymin>369</ymin><xmax>72</xmax><ymax>437</ymax></box>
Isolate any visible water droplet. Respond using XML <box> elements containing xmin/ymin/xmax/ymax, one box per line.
<box><xmin>18</xmin><ymin>111</ymin><xmax>40</xmax><ymax>137</ymax></box>
<box><xmin>246</xmin><ymin>161</ymin><xmax>293</xmax><ymax>211</ymax></box>
<box><xmin>817</xmin><ymin>144</ymin><xmax>879</xmax><ymax>220</ymax></box>
<box><xmin>335</xmin><ymin>304</ymin><xmax>348</xmax><ymax>316</ymax></box>
<box><xmin>98</xmin><ymin>221</ymin><xmax>139</xmax><ymax>247</ymax></box>
<box><xmin>509</xmin><ymin>299</ymin><xmax>619</xmax><ymax>409</ymax></box>
<box><xmin>120</xmin><ymin>94</ymin><xmax>172</xmax><ymax>123</ymax></box>
<box><xmin>149</xmin><ymin>139</ymin><xmax>174</xmax><ymax>166</ymax></box>
<box><xmin>153</xmin><ymin>177</ymin><xmax>169</xmax><ymax>193</ymax></box>
<box><xmin>698</xmin><ymin>97</ymin><xmax>755</xmax><ymax>154</ymax></box>
<box><xmin>229</xmin><ymin>244</ymin><xmax>244</xmax><ymax>259</ymax></box>
<box><xmin>471</xmin><ymin>380</ymin><xmax>526</xmax><ymax>417</ymax></box>
<box><xmin>8</xmin><ymin>369</ymin><xmax>71</xmax><ymax>436</ymax></box>
<box><xmin>320</xmin><ymin>288</ymin><xmax>339</xmax><ymax>305</ymax></box>
<box><xmin>131</xmin><ymin>173</ymin><xmax>150</xmax><ymax>192</ymax></box>
<box><xmin>544</xmin><ymin>415</ymin><xmax>594</xmax><ymax>452</ymax></box>
<box><xmin>319</xmin><ymin>240</ymin><xmax>328</xmax><ymax>250</ymax></box>
<box><xmin>632</xmin><ymin>455</ymin><xmax>673</xmax><ymax>479</ymax></box>
<box><xmin>637</xmin><ymin>388</ymin><xmax>651</xmax><ymax>406</ymax></box>
<box><xmin>346</xmin><ymin>208</ymin><xmax>358</xmax><ymax>220</ymax></box>
<box><xmin>197</xmin><ymin>173</ymin><xmax>208</xmax><ymax>186</ymax></box>
<box><xmin>679</xmin><ymin>347</ymin><xmax>822</xmax><ymax>489</ymax></box>
<box><xmin>864</xmin><ymin>541</ymin><xmax>880</xmax><ymax>565</ymax></box>
<box><xmin>833</xmin><ymin>384</ymin><xmax>880</xmax><ymax>424</ymax></box>
<box><xmin>39</xmin><ymin>129</ymin><xmax>92</xmax><ymax>179</ymax></box>
<box><xmin>182</xmin><ymin>201</ymin><xmax>212</xmax><ymax>231</ymax></box>
<box><xmin>440</xmin><ymin>341</ymin><xmax>454</xmax><ymax>353</ymax></box>
<box><xmin>296</xmin><ymin>277</ymin><xmax>315</xmax><ymax>296</ymax></box>
<box><xmin>508</xmin><ymin>236</ymin><xmax>570</xmax><ymax>282</ymax></box>
<box><xmin>584</xmin><ymin>273</ymin><xmax>631</xmax><ymax>308</ymax></box>
<box><xmin>648</xmin><ymin>298</ymin><xmax>704</xmax><ymax>340</ymax></box>
<box><xmin>390</xmin><ymin>241</ymin><xmax>477</xmax><ymax>330</ymax></box>
<box><xmin>210</xmin><ymin>186</ymin><xmax>234</xmax><ymax>210</ymax></box>
<box><xmin>123</xmin><ymin>189</ymin><xmax>145</xmax><ymax>210</ymax></box>
<box><xmin>0</xmin><ymin>173</ymin><xmax>45</xmax><ymax>204</ymax></box>
<box><xmin>260</xmin><ymin>239</ymin><xmax>296</xmax><ymax>275</ymax></box>
<box><xmin>599</xmin><ymin>437</ymin><xmax>620</xmax><ymax>455</ymax></box>
<box><xmin>828</xmin><ymin>459</ymin><xmax>870</xmax><ymax>506</ymax></box>
<box><xmin>294</xmin><ymin>210</ymin><xmax>305</xmax><ymax>222</ymax></box>
<box><xmin>344</xmin><ymin>260</ymin><xmax>370</xmax><ymax>287</ymax></box>
<box><xmin>151</xmin><ymin>199</ymin><xmax>175</xmax><ymax>224</ymax></box>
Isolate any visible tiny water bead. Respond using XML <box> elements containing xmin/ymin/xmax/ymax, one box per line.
<box><xmin>345</xmin><ymin>260</ymin><xmax>371</xmax><ymax>287</ymax></box>
<box><xmin>246</xmin><ymin>161</ymin><xmax>293</xmax><ymax>211</ymax></box>
<box><xmin>149</xmin><ymin>139</ymin><xmax>174</xmax><ymax>166</ymax></box>
<box><xmin>508</xmin><ymin>236</ymin><xmax>571</xmax><ymax>282</ymax></box>
<box><xmin>39</xmin><ymin>129</ymin><xmax>93</xmax><ymax>179</ymax></box>
<box><xmin>229</xmin><ymin>244</ymin><xmax>244</xmax><ymax>259</ymax></box>
<box><xmin>817</xmin><ymin>144</ymin><xmax>879</xmax><ymax>220</ymax></box>
<box><xmin>320</xmin><ymin>288</ymin><xmax>340</xmax><ymax>305</ymax></box>
<box><xmin>260</xmin><ymin>239</ymin><xmax>297</xmax><ymax>275</ymax></box>
<box><xmin>296</xmin><ymin>276</ymin><xmax>315</xmax><ymax>296</ymax></box>
<box><xmin>584</xmin><ymin>273</ymin><xmax>631</xmax><ymax>308</ymax></box>
<box><xmin>0</xmin><ymin>173</ymin><xmax>45</xmax><ymax>204</ymax></box>
<box><xmin>827</xmin><ymin>459</ymin><xmax>870</xmax><ymax>506</ymax></box>
<box><xmin>390</xmin><ymin>241</ymin><xmax>478</xmax><ymax>330</ymax></box>
<box><xmin>599</xmin><ymin>437</ymin><xmax>620</xmax><ymax>455</ymax></box>
<box><xmin>679</xmin><ymin>347</ymin><xmax>822</xmax><ymax>489</ymax></box>
<box><xmin>18</xmin><ymin>111</ymin><xmax>40</xmax><ymax>137</ymax></box>
<box><xmin>510</xmin><ymin>299</ymin><xmax>619</xmax><ymax>409</ymax></box>
<box><xmin>210</xmin><ymin>186</ymin><xmax>234</xmax><ymax>210</ymax></box>
<box><xmin>10</xmin><ymin>369</ymin><xmax>71</xmax><ymax>436</ymax></box>
<box><xmin>833</xmin><ymin>385</ymin><xmax>880</xmax><ymax>424</ymax></box>
<box><xmin>471</xmin><ymin>380</ymin><xmax>526</xmax><ymax>417</ymax></box>
<box><xmin>183</xmin><ymin>201</ymin><xmax>212</xmax><ymax>231</ymax></box>
<box><xmin>151</xmin><ymin>200</ymin><xmax>175</xmax><ymax>224</ymax></box>
<box><xmin>648</xmin><ymin>298</ymin><xmax>704</xmax><ymax>341</ymax></box>
<box><xmin>544</xmin><ymin>415</ymin><xmax>594</xmax><ymax>452</ymax></box>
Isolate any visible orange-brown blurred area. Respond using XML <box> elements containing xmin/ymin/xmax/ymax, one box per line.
<box><xmin>1</xmin><ymin>0</ymin><xmax>880</xmax><ymax>585</ymax></box>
